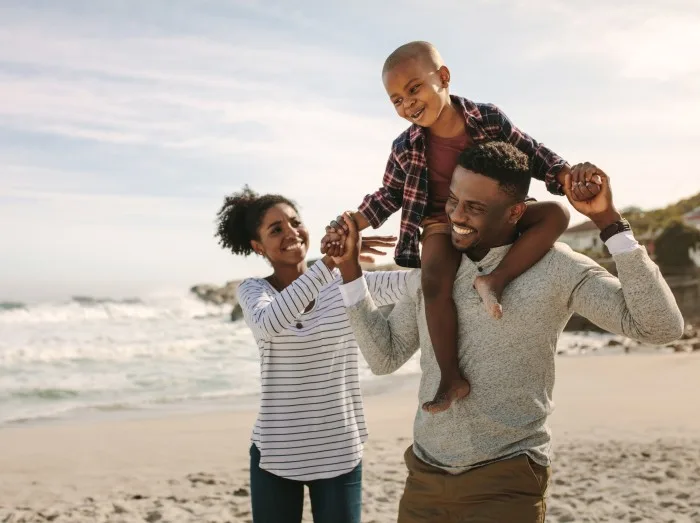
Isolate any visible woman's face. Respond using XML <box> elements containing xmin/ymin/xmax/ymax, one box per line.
<box><xmin>252</xmin><ymin>203</ymin><xmax>309</xmax><ymax>266</ymax></box>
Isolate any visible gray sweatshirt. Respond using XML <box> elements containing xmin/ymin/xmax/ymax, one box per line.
<box><xmin>341</xmin><ymin>241</ymin><xmax>683</xmax><ymax>473</ymax></box>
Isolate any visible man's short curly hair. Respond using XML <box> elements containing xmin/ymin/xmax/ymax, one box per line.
<box><xmin>215</xmin><ymin>185</ymin><xmax>297</xmax><ymax>256</ymax></box>
<box><xmin>456</xmin><ymin>141</ymin><xmax>531</xmax><ymax>201</ymax></box>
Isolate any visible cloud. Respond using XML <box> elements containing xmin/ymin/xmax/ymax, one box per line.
<box><xmin>1</xmin><ymin>0</ymin><xmax>698</xmax><ymax>300</ymax></box>
<box><xmin>505</xmin><ymin>0</ymin><xmax>700</xmax><ymax>81</ymax></box>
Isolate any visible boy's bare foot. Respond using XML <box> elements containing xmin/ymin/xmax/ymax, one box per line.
<box><xmin>422</xmin><ymin>377</ymin><xmax>471</xmax><ymax>414</ymax></box>
<box><xmin>473</xmin><ymin>273</ymin><xmax>504</xmax><ymax>319</ymax></box>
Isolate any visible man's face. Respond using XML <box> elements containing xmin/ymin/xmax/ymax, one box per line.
<box><xmin>382</xmin><ymin>57</ymin><xmax>450</xmax><ymax>128</ymax></box>
<box><xmin>445</xmin><ymin>166</ymin><xmax>524</xmax><ymax>253</ymax></box>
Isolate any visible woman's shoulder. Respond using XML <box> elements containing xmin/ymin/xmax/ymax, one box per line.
<box><xmin>236</xmin><ymin>277</ymin><xmax>271</xmax><ymax>297</ymax></box>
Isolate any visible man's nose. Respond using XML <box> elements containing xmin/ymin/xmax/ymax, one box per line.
<box><xmin>449</xmin><ymin>205</ymin><xmax>465</xmax><ymax>224</ymax></box>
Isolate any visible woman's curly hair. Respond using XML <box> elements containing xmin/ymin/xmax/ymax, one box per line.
<box><xmin>215</xmin><ymin>185</ymin><xmax>298</xmax><ymax>256</ymax></box>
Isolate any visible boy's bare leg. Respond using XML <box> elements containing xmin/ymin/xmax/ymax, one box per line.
<box><xmin>421</xmin><ymin>232</ymin><xmax>469</xmax><ymax>414</ymax></box>
<box><xmin>472</xmin><ymin>274</ymin><xmax>505</xmax><ymax>320</ymax></box>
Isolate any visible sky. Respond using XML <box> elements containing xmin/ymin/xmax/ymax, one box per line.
<box><xmin>1</xmin><ymin>0</ymin><xmax>699</xmax><ymax>302</ymax></box>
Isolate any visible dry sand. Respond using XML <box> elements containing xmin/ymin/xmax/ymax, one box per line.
<box><xmin>1</xmin><ymin>353</ymin><xmax>699</xmax><ymax>523</ymax></box>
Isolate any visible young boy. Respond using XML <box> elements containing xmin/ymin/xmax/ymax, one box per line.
<box><xmin>322</xmin><ymin>41</ymin><xmax>600</xmax><ymax>414</ymax></box>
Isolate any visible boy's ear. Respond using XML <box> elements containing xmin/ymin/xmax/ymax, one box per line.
<box><xmin>438</xmin><ymin>65</ymin><xmax>451</xmax><ymax>88</ymax></box>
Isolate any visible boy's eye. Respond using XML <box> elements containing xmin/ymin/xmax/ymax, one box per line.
<box><xmin>409</xmin><ymin>84</ymin><xmax>421</xmax><ymax>94</ymax></box>
<box><xmin>393</xmin><ymin>98</ymin><xmax>402</xmax><ymax>106</ymax></box>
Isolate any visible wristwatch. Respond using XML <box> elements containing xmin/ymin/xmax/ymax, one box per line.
<box><xmin>599</xmin><ymin>218</ymin><xmax>632</xmax><ymax>243</ymax></box>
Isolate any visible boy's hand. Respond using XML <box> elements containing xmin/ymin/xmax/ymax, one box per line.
<box><xmin>563</xmin><ymin>163</ymin><xmax>603</xmax><ymax>201</ymax></box>
<box><xmin>326</xmin><ymin>214</ymin><xmax>351</xmax><ymax>235</ymax></box>
<box><xmin>326</xmin><ymin>211</ymin><xmax>371</xmax><ymax>235</ymax></box>
<box><xmin>563</xmin><ymin>163</ymin><xmax>620</xmax><ymax>228</ymax></box>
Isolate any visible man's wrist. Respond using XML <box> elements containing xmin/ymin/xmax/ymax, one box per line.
<box><xmin>338</xmin><ymin>259</ymin><xmax>362</xmax><ymax>283</ymax></box>
<box><xmin>591</xmin><ymin>209</ymin><xmax>623</xmax><ymax>231</ymax></box>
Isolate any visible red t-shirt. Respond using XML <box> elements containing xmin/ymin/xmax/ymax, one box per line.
<box><xmin>425</xmin><ymin>131</ymin><xmax>472</xmax><ymax>220</ymax></box>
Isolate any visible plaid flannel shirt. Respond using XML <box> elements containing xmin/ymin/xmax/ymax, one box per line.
<box><xmin>358</xmin><ymin>95</ymin><xmax>568</xmax><ymax>268</ymax></box>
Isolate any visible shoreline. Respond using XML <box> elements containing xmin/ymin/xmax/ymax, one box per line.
<box><xmin>1</xmin><ymin>346</ymin><xmax>691</xmax><ymax>430</ymax></box>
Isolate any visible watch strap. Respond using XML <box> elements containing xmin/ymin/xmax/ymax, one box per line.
<box><xmin>599</xmin><ymin>218</ymin><xmax>631</xmax><ymax>243</ymax></box>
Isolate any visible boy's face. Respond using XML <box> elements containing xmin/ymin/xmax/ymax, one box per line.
<box><xmin>383</xmin><ymin>57</ymin><xmax>451</xmax><ymax>128</ymax></box>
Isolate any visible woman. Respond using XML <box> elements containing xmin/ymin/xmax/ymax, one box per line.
<box><xmin>215</xmin><ymin>187</ymin><xmax>408</xmax><ymax>523</ymax></box>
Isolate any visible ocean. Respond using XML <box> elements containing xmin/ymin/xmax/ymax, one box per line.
<box><xmin>0</xmin><ymin>295</ymin><xmax>655</xmax><ymax>426</ymax></box>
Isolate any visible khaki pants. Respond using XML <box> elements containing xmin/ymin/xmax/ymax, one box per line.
<box><xmin>398</xmin><ymin>446</ymin><xmax>550</xmax><ymax>523</ymax></box>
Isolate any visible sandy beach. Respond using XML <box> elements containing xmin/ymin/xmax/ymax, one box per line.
<box><xmin>1</xmin><ymin>353</ymin><xmax>699</xmax><ymax>523</ymax></box>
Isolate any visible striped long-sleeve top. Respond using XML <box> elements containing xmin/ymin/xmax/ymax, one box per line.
<box><xmin>236</xmin><ymin>260</ymin><xmax>409</xmax><ymax>481</ymax></box>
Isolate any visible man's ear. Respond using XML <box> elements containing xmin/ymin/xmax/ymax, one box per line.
<box><xmin>509</xmin><ymin>202</ymin><xmax>528</xmax><ymax>224</ymax></box>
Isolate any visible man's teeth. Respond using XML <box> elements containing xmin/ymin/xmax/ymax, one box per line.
<box><xmin>452</xmin><ymin>224</ymin><xmax>475</xmax><ymax>235</ymax></box>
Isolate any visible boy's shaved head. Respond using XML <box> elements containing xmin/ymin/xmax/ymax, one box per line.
<box><xmin>382</xmin><ymin>41</ymin><xmax>445</xmax><ymax>76</ymax></box>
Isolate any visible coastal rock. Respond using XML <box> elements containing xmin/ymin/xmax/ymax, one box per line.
<box><xmin>230</xmin><ymin>304</ymin><xmax>243</xmax><ymax>322</ymax></box>
<box><xmin>190</xmin><ymin>281</ymin><xmax>240</xmax><ymax>306</ymax></box>
<box><xmin>190</xmin><ymin>281</ymin><xmax>243</xmax><ymax>321</ymax></box>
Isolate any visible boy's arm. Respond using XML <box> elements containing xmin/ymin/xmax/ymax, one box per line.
<box><xmin>496</xmin><ymin>200</ymin><xmax>569</xmax><ymax>280</ymax></box>
<box><xmin>357</xmin><ymin>151</ymin><xmax>405</xmax><ymax>228</ymax></box>
<box><xmin>474</xmin><ymin>201</ymin><xmax>569</xmax><ymax>317</ymax></box>
<box><xmin>481</xmin><ymin>103</ymin><xmax>569</xmax><ymax>195</ymax></box>
<box><xmin>322</xmin><ymin>152</ymin><xmax>404</xmax><ymax>249</ymax></box>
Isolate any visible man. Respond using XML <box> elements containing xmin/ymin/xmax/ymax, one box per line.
<box><xmin>332</xmin><ymin>141</ymin><xmax>683</xmax><ymax>523</ymax></box>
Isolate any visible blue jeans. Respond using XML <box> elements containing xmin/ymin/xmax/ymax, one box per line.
<box><xmin>249</xmin><ymin>444</ymin><xmax>362</xmax><ymax>523</ymax></box>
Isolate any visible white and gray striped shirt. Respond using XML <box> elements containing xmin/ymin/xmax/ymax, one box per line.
<box><xmin>237</xmin><ymin>260</ymin><xmax>408</xmax><ymax>481</ymax></box>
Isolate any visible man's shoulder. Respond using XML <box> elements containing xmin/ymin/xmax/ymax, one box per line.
<box><xmin>548</xmin><ymin>242</ymin><xmax>601</xmax><ymax>270</ymax></box>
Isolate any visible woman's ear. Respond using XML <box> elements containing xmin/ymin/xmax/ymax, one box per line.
<box><xmin>251</xmin><ymin>239</ymin><xmax>264</xmax><ymax>257</ymax></box>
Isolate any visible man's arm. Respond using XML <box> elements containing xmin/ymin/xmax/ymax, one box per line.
<box><xmin>334</xmin><ymin>213</ymin><xmax>421</xmax><ymax>375</ymax></box>
<box><xmin>566</xmin><ymin>237</ymin><xmax>683</xmax><ymax>344</ymax></box>
<box><xmin>562</xmin><ymin>165</ymin><xmax>684</xmax><ymax>344</ymax></box>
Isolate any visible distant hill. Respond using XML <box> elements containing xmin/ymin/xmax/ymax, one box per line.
<box><xmin>624</xmin><ymin>192</ymin><xmax>700</xmax><ymax>232</ymax></box>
